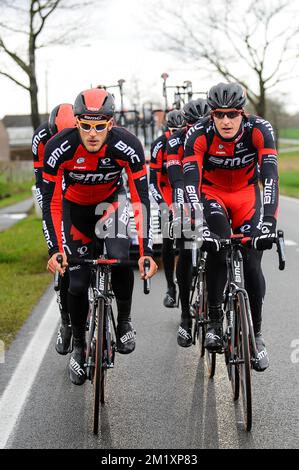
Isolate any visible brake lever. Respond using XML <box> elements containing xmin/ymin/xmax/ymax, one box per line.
<box><xmin>276</xmin><ymin>229</ymin><xmax>286</xmax><ymax>271</ymax></box>
<box><xmin>54</xmin><ymin>254</ymin><xmax>63</xmax><ymax>291</ymax></box>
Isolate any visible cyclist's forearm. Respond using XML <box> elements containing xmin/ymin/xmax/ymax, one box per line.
<box><xmin>260</xmin><ymin>153</ymin><xmax>279</xmax><ymax>219</ymax></box>
<box><xmin>34</xmin><ymin>167</ymin><xmax>43</xmax><ymax>209</ymax></box>
<box><xmin>149</xmin><ymin>168</ymin><xmax>166</xmax><ymax>205</ymax></box>
<box><xmin>42</xmin><ymin>180</ymin><xmax>63</xmax><ymax>256</ymax></box>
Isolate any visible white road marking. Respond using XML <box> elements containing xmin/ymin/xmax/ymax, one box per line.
<box><xmin>285</xmin><ymin>240</ymin><xmax>298</xmax><ymax>246</ymax></box>
<box><xmin>0</xmin><ymin>295</ymin><xmax>59</xmax><ymax>449</ymax></box>
<box><xmin>281</xmin><ymin>195</ymin><xmax>299</xmax><ymax>204</ymax></box>
<box><xmin>0</xmin><ymin>213</ymin><xmax>27</xmax><ymax>220</ymax></box>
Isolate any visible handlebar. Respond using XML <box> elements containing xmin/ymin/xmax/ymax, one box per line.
<box><xmin>218</xmin><ymin>231</ymin><xmax>286</xmax><ymax>271</ymax></box>
<box><xmin>67</xmin><ymin>257</ymin><xmax>151</xmax><ymax>294</ymax></box>
<box><xmin>192</xmin><ymin>230</ymin><xmax>286</xmax><ymax>271</ymax></box>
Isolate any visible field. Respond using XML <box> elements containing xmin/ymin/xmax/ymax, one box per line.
<box><xmin>0</xmin><ymin>213</ymin><xmax>50</xmax><ymax>349</ymax></box>
<box><xmin>279</xmin><ymin>128</ymin><xmax>299</xmax><ymax>140</ymax></box>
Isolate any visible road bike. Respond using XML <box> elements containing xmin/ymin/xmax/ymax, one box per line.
<box><xmin>220</xmin><ymin>231</ymin><xmax>285</xmax><ymax>431</ymax></box>
<box><xmin>189</xmin><ymin>242</ymin><xmax>216</xmax><ymax>377</ymax></box>
<box><xmin>190</xmin><ymin>230</ymin><xmax>285</xmax><ymax>431</ymax></box>
<box><xmin>56</xmin><ymin>254</ymin><xmax>150</xmax><ymax>435</ymax></box>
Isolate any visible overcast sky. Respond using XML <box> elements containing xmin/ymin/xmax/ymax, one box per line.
<box><xmin>1</xmin><ymin>0</ymin><xmax>299</xmax><ymax>119</ymax></box>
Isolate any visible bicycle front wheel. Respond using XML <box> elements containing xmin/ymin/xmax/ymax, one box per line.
<box><xmin>224</xmin><ymin>307</ymin><xmax>240</xmax><ymax>401</ymax></box>
<box><xmin>93</xmin><ymin>298</ymin><xmax>105</xmax><ymax>435</ymax></box>
<box><xmin>236</xmin><ymin>291</ymin><xmax>252</xmax><ymax>432</ymax></box>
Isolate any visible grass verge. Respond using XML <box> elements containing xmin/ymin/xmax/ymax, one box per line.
<box><xmin>0</xmin><ymin>188</ymin><xmax>33</xmax><ymax>209</ymax></box>
<box><xmin>0</xmin><ymin>177</ymin><xmax>34</xmax><ymax>209</ymax></box>
<box><xmin>0</xmin><ymin>213</ymin><xmax>51</xmax><ymax>350</ymax></box>
<box><xmin>279</xmin><ymin>151</ymin><xmax>299</xmax><ymax>197</ymax></box>
<box><xmin>279</xmin><ymin>128</ymin><xmax>299</xmax><ymax>139</ymax></box>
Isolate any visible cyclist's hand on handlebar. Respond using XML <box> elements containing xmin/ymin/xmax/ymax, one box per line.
<box><xmin>47</xmin><ymin>252</ymin><xmax>68</xmax><ymax>275</ymax></box>
<box><xmin>138</xmin><ymin>256</ymin><xmax>158</xmax><ymax>279</ymax></box>
<box><xmin>199</xmin><ymin>225</ymin><xmax>221</xmax><ymax>253</ymax></box>
<box><xmin>252</xmin><ymin>233</ymin><xmax>276</xmax><ymax>250</ymax></box>
<box><xmin>252</xmin><ymin>216</ymin><xmax>276</xmax><ymax>250</ymax></box>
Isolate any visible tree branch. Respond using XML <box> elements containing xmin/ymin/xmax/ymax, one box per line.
<box><xmin>0</xmin><ymin>70</ymin><xmax>29</xmax><ymax>90</ymax></box>
<box><xmin>0</xmin><ymin>36</ymin><xmax>31</xmax><ymax>75</ymax></box>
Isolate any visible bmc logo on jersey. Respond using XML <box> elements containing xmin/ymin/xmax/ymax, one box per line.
<box><xmin>69</xmin><ymin>171</ymin><xmax>120</xmax><ymax>184</ymax></box>
<box><xmin>115</xmin><ymin>140</ymin><xmax>141</xmax><ymax>164</ymax></box>
<box><xmin>152</xmin><ymin>141</ymin><xmax>163</xmax><ymax>159</ymax></box>
<box><xmin>32</xmin><ymin>128</ymin><xmax>48</xmax><ymax>155</ymax></box>
<box><xmin>47</xmin><ymin>140</ymin><xmax>71</xmax><ymax>168</ymax></box>
<box><xmin>185</xmin><ymin>122</ymin><xmax>203</xmax><ymax>142</ymax></box>
<box><xmin>168</xmin><ymin>137</ymin><xmax>181</xmax><ymax>148</ymax></box>
<box><xmin>209</xmin><ymin>153</ymin><xmax>255</xmax><ymax>168</ymax></box>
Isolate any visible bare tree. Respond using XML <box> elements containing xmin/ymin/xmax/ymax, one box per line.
<box><xmin>0</xmin><ymin>0</ymin><xmax>94</xmax><ymax>129</ymax></box>
<box><xmin>154</xmin><ymin>0</ymin><xmax>299</xmax><ymax>118</ymax></box>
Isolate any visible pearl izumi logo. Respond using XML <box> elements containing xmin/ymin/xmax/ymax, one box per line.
<box><xmin>76</xmin><ymin>157</ymin><xmax>85</xmax><ymax>164</ymax></box>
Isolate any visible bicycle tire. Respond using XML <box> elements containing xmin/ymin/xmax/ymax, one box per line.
<box><xmin>236</xmin><ymin>291</ymin><xmax>252</xmax><ymax>431</ymax></box>
<box><xmin>203</xmin><ymin>279</ymin><xmax>216</xmax><ymax>378</ymax></box>
<box><xmin>93</xmin><ymin>298</ymin><xmax>105</xmax><ymax>435</ymax></box>
<box><xmin>205</xmin><ymin>346</ymin><xmax>216</xmax><ymax>379</ymax></box>
<box><xmin>224</xmin><ymin>307</ymin><xmax>240</xmax><ymax>401</ymax></box>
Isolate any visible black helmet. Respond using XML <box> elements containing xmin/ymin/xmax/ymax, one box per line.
<box><xmin>182</xmin><ymin>98</ymin><xmax>210</xmax><ymax>124</ymax></box>
<box><xmin>74</xmin><ymin>88</ymin><xmax>115</xmax><ymax>119</ymax></box>
<box><xmin>207</xmin><ymin>82</ymin><xmax>246</xmax><ymax>109</ymax></box>
<box><xmin>166</xmin><ymin>110</ymin><xmax>185</xmax><ymax>128</ymax></box>
<box><xmin>48</xmin><ymin>103</ymin><xmax>76</xmax><ymax>135</ymax></box>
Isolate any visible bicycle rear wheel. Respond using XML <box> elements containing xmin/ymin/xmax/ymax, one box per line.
<box><xmin>93</xmin><ymin>298</ymin><xmax>105</xmax><ymax>435</ymax></box>
<box><xmin>236</xmin><ymin>291</ymin><xmax>252</xmax><ymax>431</ymax></box>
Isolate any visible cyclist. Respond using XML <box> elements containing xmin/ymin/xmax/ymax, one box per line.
<box><xmin>32</xmin><ymin>103</ymin><xmax>76</xmax><ymax>355</ymax></box>
<box><xmin>166</xmin><ymin>99</ymin><xmax>210</xmax><ymax>347</ymax></box>
<box><xmin>42</xmin><ymin>88</ymin><xmax>157</xmax><ymax>385</ymax></box>
<box><xmin>149</xmin><ymin>110</ymin><xmax>185</xmax><ymax>308</ymax></box>
<box><xmin>183</xmin><ymin>83</ymin><xmax>279</xmax><ymax>371</ymax></box>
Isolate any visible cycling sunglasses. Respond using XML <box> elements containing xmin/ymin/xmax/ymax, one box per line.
<box><xmin>77</xmin><ymin>119</ymin><xmax>111</xmax><ymax>132</ymax></box>
<box><xmin>212</xmin><ymin>109</ymin><xmax>243</xmax><ymax>119</ymax></box>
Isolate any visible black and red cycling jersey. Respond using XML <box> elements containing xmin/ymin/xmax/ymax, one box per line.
<box><xmin>165</xmin><ymin>127</ymin><xmax>187</xmax><ymax>208</ymax></box>
<box><xmin>149</xmin><ymin>131</ymin><xmax>172</xmax><ymax>207</ymax></box>
<box><xmin>182</xmin><ymin>115</ymin><xmax>279</xmax><ymax>224</ymax></box>
<box><xmin>31</xmin><ymin>122</ymin><xmax>52</xmax><ymax>208</ymax></box>
<box><xmin>42</xmin><ymin>126</ymin><xmax>153</xmax><ymax>258</ymax></box>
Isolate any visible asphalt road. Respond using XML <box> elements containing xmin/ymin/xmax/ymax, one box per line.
<box><xmin>1</xmin><ymin>195</ymin><xmax>299</xmax><ymax>449</ymax></box>
<box><xmin>0</xmin><ymin>198</ymin><xmax>33</xmax><ymax>232</ymax></box>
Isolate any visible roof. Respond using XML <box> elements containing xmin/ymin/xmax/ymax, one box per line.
<box><xmin>2</xmin><ymin>114</ymin><xmax>49</xmax><ymax>127</ymax></box>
